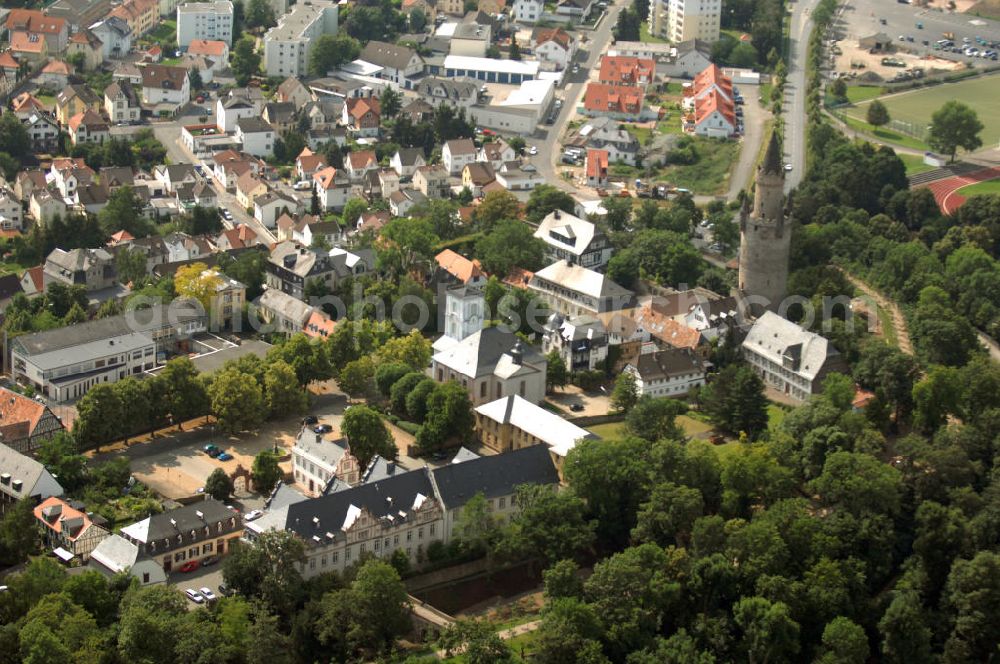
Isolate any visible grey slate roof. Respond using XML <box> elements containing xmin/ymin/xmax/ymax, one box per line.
<box><xmin>360</xmin><ymin>40</ymin><xmax>420</xmax><ymax>71</ymax></box>
<box><xmin>11</xmin><ymin>301</ymin><xmax>205</xmax><ymax>357</ymax></box>
<box><xmin>119</xmin><ymin>498</ymin><xmax>238</xmax><ymax>544</ymax></box>
<box><xmin>432</xmin><ymin>327</ymin><xmax>545</xmax><ymax>379</ymax></box>
<box><xmin>237</xmin><ymin>116</ymin><xmax>274</xmax><ymax>134</ymax></box>
<box><xmin>0</xmin><ymin>442</ymin><xmax>64</xmax><ymax>502</ymax></box>
<box><xmin>631</xmin><ymin>347</ymin><xmax>705</xmax><ymax>381</ymax></box>
<box><xmin>283</xmin><ymin>468</ymin><xmax>435</xmax><ymax>545</ymax></box>
<box><xmin>431</xmin><ymin>444</ymin><xmax>559</xmax><ymax>507</ymax></box>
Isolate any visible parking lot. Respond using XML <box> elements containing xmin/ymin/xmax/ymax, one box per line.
<box><xmin>835</xmin><ymin>0</ymin><xmax>1000</xmax><ymax>78</ymax></box>
<box><xmin>115</xmin><ymin>385</ymin><xmax>351</xmax><ymax>500</ymax></box>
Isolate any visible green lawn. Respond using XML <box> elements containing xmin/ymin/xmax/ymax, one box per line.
<box><xmin>149</xmin><ymin>19</ymin><xmax>176</xmax><ymax>44</ymax></box>
<box><xmin>587</xmin><ymin>421</ymin><xmax>625</xmax><ymax>439</ymax></box>
<box><xmin>845</xmin><ymin>74</ymin><xmax>1000</xmax><ymax>150</ymax></box>
<box><xmin>840</xmin><ymin>114</ymin><xmax>930</xmax><ymax>151</ymax></box>
<box><xmin>625</xmin><ymin>124</ymin><xmax>653</xmax><ymax>145</ymax></box>
<box><xmin>640</xmin><ymin>22</ymin><xmax>669</xmax><ymax>44</ymax></box>
<box><xmin>878</xmin><ymin>301</ymin><xmax>899</xmax><ymax>347</ymax></box>
<box><xmin>654</xmin><ymin>137</ymin><xmax>741</xmax><ymax>196</ymax></box>
<box><xmin>0</xmin><ymin>262</ymin><xmax>25</xmax><ymax>276</ymax></box>
<box><xmin>957</xmin><ymin>178</ymin><xmax>1000</xmax><ymax>196</ymax></box>
<box><xmin>898</xmin><ymin>152</ymin><xmax>936</xmax><ymax>176</ymax></box>
<box><xmin>844</xmin><ymin>85</ymin><xmax>883</xmax><ymax>104</ymax></box>
<box><xmin>36</xmin><ymin>94</ymin><xmax>56</xmax><ymax>108</ymax></box>
<box><xmin>768</xmin><ymin>404</ymin><xmax>788</xmax><ymax>429</ymax></box>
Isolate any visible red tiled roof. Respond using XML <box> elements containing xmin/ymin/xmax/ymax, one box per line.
<box><xmin>303</xmin><ymin>310</ymin><xmax>336</xmax><ymax>338</ymax></box>
<box><xmin>535</xmin><ymin>27</ymin><xmax>571</xmax><ymax>49</ymax></box>
<box><xmin>297</xmin><ymin>153</ymin><xmax>327</xmax><ymax>174</ymax></box>
<box><xmin>68</xmin><ymin>109</ymin><xmax>108</xmax><ymax>133</ymax></box>
<box><xmin>583</xmin><ymin>82</ymin><xmax>643</xmax><ymax>115</ymax></box>
<box><xmin>692</xmin><ymin>64</ymin><xmax>733</xmax><ymax>98</ymax></box>
<box><xmin>693</xmin><ymin>90</ymin><xmax>735</xmax><ymax>127</ymax></box>
<box><xmin>346</xmin><ymin>96</ymin><xmax>381</xmax><ymax>121</ymax></box>
<box><xmin>347</xmin><ymin>150</ymin><xmax>377</xmax><ymax>170</ymax></box>
<box><xmin>0</xmin><ymin>387</ymin><xmax>49</xmax><ymax>438</ymax></box>
<box><xmin>586</xmin><ymin>148</ymin><xmax>608</xmax><ymax>180</ymax></box>
<box><xmin>12</xmin><ymin>92</ymin><xmax>45</xmax><ymax>112</ymax></box>
<box><xmin>33</xmin><ymin>497</ymin><xmax>99</xmax><ymax>543</ymax></box>
<box><xmin>109</xmin><ymin>229</ymin><xmax>135</xmax><ymax>244</ymax></box>
<box><xmin>435</xmin><ymin>249</ymin><xmax>484</xmax><ymax>283</ymax></box>
<box><xmin>634</xmin><ymin>306</ymin><xmax>701</xmax><ymax>349</ymax></box>
<box><xmin>313</xmin><ymin>165</ymin><xmax>341</xmax><ymax>190</ymax></box>
<box><xmin>187</xmin><ymin>39</ymin><xmax>227</xmax><ymax>58</ymax></box>
<box><xmin>23</xmin><ymin>265</ymin><xmax>44</xmax><ymax>293</ymax></box>
<box><xmin>357</xmin><ymin>211</ymin><xmax>390</xmax><ymax>233</ymax></box>
<box><xmin>503</xmin><ymin>267</ymin><xmax>534</xmax><ymax>288</ymax></box>
<box><xmin>10</xmin><ymin>32</ymin><xmax>46</xmax><ymax>54</ymax></box>
<box><xmin>0</xmin><ymin>51</ymin><xmax>19</xmax><ymax>69</ymax></box>
<box><xmin>5</xmin><ymin>10</ymin><xmax>66</xmax><ymax>35</ymax></box>
<box><xmin>599</xmin><ymin>55</ymin><xmax>655</xmax><ymax>86</ymax></box>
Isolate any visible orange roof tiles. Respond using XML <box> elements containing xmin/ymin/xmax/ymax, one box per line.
<box><xmin>599</xmin><ymin>55</ymin><xmax>655</xmax><ymax>86</ymax></box>
<box><xmin>187</xmin><ymin>39</ymin><xmax>227</xmax><ymax>58</ymax></box>
<box><xmin>347</xmin><ymin>150</ymin><xmax>377</xmax><ymax>170</ymax></box>
<box><xmin>503</xmin><ymin>266</ymin><xmax>534</xmax><ymax>288</ymax></box>
<box><xmin>313</xmin><ymin>165</ymin><xmax>341</xmax><ymax>190</ymax></box>
<box><xmin>693</xmin><ymin>64</ymin><xmax>732</xmax><ymax>97</ymax></box>
<box><xmin>535</xmin><ymin>27</ymin><xmax>571</xmax><ymax>49</ymax></box>
<box><xmin>634</xmin><ymin>306</ymin><xmax>702</xmax><ymax>350</ymax></box>
<box><xmin>0</xmin><ymin>387</ymin><xmax>49</xmax><ymax>438</ymax></box>
<box><xmin>33</xmin><ymin>497</ymin><xmax>99</xmax><ymax>542</ymax></box>
<box><xmin>583</xmin><ymin>82</ymin><xmax>643</xmax><ymax>115</ymax></box>
<box><xmin>435</xmin><ymin>249</ymin><xmax>484</xmax><ymax>284</ymax></box>
<box><xmin>0</xmin><ymin>51</ymin><xmax>19</xmax><ymax>69</ymax></box>
<box><xmin>5</xmin><ymin>9</ymin><xmax>66</xmax><ymax>35</ymax></box>
<box><xmin>23</xmin><ymin>266</ymin><xmax>44</xmax><ymax>293</ymax></box>
<box><xmin>297</xmin><ymin>152</ymin><xmax>328</xmax><ymax>174</ymax></box>
<box><xmin>10</xmin><ymin>32</ymin><xmax>46</xmax><ymax>55</ymax></box>
<box><xmin>68</xmin><ymin>109</ymin><xmax>108</xmax><ymax>133</ymax></box>
<box><xmin>346</xmin><ymin>96</ymin><xmax>381</xmax><ymax>121</ymax></box>
<box><xmin>303</xmin><ymin>310</ymin><xmax>336</xmax><ymax>339</ymax></box>
<box><xmin>693</xmin><ymin>90</ymin><xmax>735</xmax><ymax>128</ymax></box>
<box><xmin>12</xmin><ymin>92</ymin><xmax>46</xmax><ymax>113</ymax></box>
<box><xmin>586</xmin><ymin>148</ymin><xmax>608</xmax><ymax>180</ymax></box>
<box><xmin>109</xmin><ymin>230</ymin><xmax>135</xmax><ymax>244</ymax></box>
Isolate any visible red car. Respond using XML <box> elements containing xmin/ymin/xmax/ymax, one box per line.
<box><xmin>179</xmin><ymin>560</ymin><xmax>201</xmax><ymax>573</ymax></box>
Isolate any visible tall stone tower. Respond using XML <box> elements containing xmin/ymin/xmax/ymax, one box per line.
<box><xmin>738</xmin><ymin>132</ymin><xmax>790</xmax><ymax>314</ymax></box>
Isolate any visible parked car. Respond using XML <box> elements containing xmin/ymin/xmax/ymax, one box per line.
<box><xmin>201</xmin><ymin>555</ymin><xmax>218</xmax><ymax>567</ymax></box>
<box><xmin>313</xmin><ymin>423</ymin><xmax>333</xmax><ymax>434</ymax></box>
<box><xmin>218</xmin><ymin>583</ymin><xmax>233</xmax><ymax>596</ymax></box>
<box><xmin>302</xmin><ymin>415</ymin><xmax>318</xmax><ymax>425</ymax></box>
<box><xmin>200</xmin><ymin>587</ymin><xmax>217</xmax><ymax>602</ymax></box>
<box><xmin>217</xmin><ymin>452</ymin><xmax>233</xmax><ymax>461</ymax></box>
<box><xmin>203</xmin><ymin>443</ymin><xmax>219</xmax><ymax>456</ymax></box>
<box><xmin>179</xmin><ymin>560</ymin><xmax>201</xmax><ymax>573</ymax></box>
<box><xmin>784</xmin><ymin>163</ymin><xmax>793</xmax><ymax>172</ymax></box>
<box><xmin>245</xmin><ymin>509</ymin><xmax>263</xmax><ymax>521</ymax></box>
<box><xmin>528</xmin><ymin>146</ymin><xmax>539</xmax><ymax>155</ymax></box>
<box><xmin>570</xmin><ymin>403</ymin><xmax>585</xmax><ymax>412</ymax></box>
<box><xmin>293</xmin><ymin>180</ymin><xmax>312</xmax><ymax>190</ymax></box>
<box><xmin>184</xmin><ymin>589</ymin><xmax>204</xmax><ymax>603</ymax></box>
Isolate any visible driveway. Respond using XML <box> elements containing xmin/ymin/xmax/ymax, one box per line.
<box><xmin>727</xmin><ymin>83</ymin><xmax>770</xmax><ymax>200</ymax></box>
<box><xmin>170</xmin><ymin>564</ymin><xmax>226</xmax><ymax>611</ymax></box>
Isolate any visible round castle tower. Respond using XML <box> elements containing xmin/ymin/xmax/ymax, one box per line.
<box><xmin>738</xmin><ymin>132</ymin><xmax>790</xmax><ymax>313</ymax></box>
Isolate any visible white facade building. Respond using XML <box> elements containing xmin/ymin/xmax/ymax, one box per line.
<box><xmin>741</xmin><ymin>311</ymin><xmax>846</xmax><ymax>403</ymax></box>
<box><xmin>648</xmin><ymin>0</ymin><xmax>720</xmax><ymax>43</ymax></box>
<box><xmin>263</xmin><ymin>1</ymin><xmax>340</xmax><ymax>78</ymax></box>
<box><xmin>176</xmin><ymin>1</ymin><xmax>234</xmax><ymax>47</ymax></box>
<box><xmin>512</xmin><ymin>0</ymin><xmax>543</xmax><ymax>23</ymax></box>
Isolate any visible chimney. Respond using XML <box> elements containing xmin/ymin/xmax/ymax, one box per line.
<box><xmin>11</xmin><ymin>479</ymin><xmax>22</xmax><ymax>492</ymax></box>
<box><xmin>510</xmin><ymin>340</ymin><xmax>523</xmax><ymax>366</ymax></box>
<box><xmin>0</xmin><ymin>473</ymin><xmax>9</xmax><ymax>485</ymax></box>
<box><xmin>195</xmin><ymin>510</ymin><xmax>204</xmax><ymax>520</ymax></box>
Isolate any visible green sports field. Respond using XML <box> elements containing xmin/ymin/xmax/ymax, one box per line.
<box><xmin>846</xmin><ymin>75</ymin><xmax>1000</xmax><ymax>148</ymax></box>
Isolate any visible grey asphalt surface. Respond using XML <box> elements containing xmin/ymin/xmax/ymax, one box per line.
<box><xmin>533</xmin><ymin>0</ymin><xmax>625</xmax><ymax>194</ymax></box>
<box><xmin>841</xmin><ymin>0</ymin><xmax>1000</xmax><ymax>56</ymax></box>
<box><xmin>783</xmin><ymin>0</ymin><xmax>824</xmax><ymax>194</ymax></box>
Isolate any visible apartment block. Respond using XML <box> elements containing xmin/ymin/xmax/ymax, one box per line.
<box><xmin>176</xmin><ymin>0</ymin><xmax>234</xmax><ymax>47</ymax></box>
<box><xmin>648</xmin><ymin>0</ymin><xmax>720</xmax><ymax>43</ymax></box>
<box><xmin>263</xmin><ymin>1</ymin><xmax>340</xmax><ymax>78</ymax></box>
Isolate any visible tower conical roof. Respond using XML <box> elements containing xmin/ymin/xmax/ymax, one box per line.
<box><xmin>761</xmin><ymin>131</ymin><xmax>783</xmax><ymax>176</ymax></box>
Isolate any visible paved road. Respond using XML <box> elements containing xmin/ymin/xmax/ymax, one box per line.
<box><xmin>533</xmin><ymin>1</ymin><xmax>625</xmax><ymax>194</ymax></box>
<box><xmin>111</xmin><ymin>113</ymin><xmax>278</xmax><ymax>245</ymax></box>
<box><xmin>783</xmin><ymin>0</ymin><xmax>824</xmax><ymax>193</ymax></box>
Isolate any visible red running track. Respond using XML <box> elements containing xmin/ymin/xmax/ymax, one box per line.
<box><xmin>918</xmin><ymin>166</ymin><xmax>1000</xmax><ymax>215</ymax></box>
